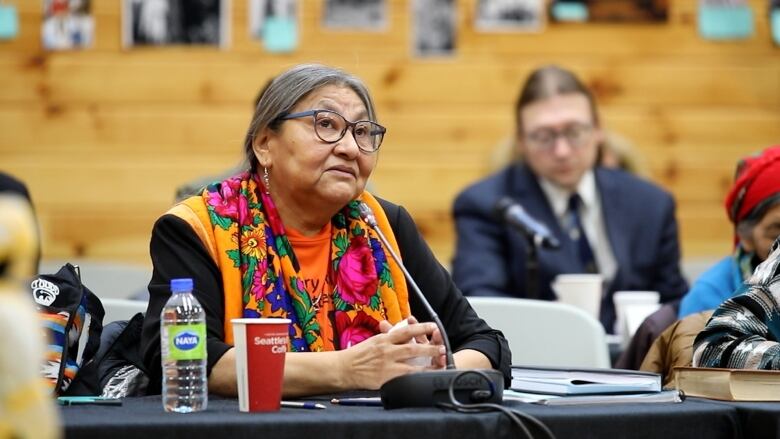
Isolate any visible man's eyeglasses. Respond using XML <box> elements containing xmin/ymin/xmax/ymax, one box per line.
<box><xmin>278</xmin><ymin>109</ymin><xmax>386</xmax><ymax>153</ymax></box>
<box><xmin>525</xmin><ymin>123</ymin><xmax>594</xmax><ymax>151</ymax></box>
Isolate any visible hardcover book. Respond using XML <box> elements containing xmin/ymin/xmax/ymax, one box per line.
<box><xmin>674</xmin><ymin>367</ymin><xmax>780</xmax><ymax>401</ymax></box>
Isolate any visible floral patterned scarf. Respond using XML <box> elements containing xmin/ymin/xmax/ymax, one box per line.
<box><xmin>173</xmin><ymin>172</ymin><xmax>410</xmax><ymax>352</ymax></box>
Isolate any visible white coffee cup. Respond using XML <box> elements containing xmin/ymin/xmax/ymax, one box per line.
<box><xmin>551</xmin><ymin>274</ymin><xmax>603</xmax><ymax>321</ymax></box>
<box><xmin>612</xmin><ymin>291</ymin><xmax>661</xmax><ymax>343</ymax></box>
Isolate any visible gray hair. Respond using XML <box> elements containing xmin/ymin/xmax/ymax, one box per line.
<box><xmin>736</xmin><ymin>193</ymin><xmax>780</xmax><ymax>242</ymax></box>
<box><xmin>243</xmin><ymin>64</ymin><xmax>378</xmax><ymax>172</ymax></box>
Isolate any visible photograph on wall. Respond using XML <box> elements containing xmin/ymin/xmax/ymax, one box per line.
<box><xmin>322</xmin><ymin>0</ymin><xmax>387</xmax><ymax>30</ymax></box>
<box><xmin>42</xmin><ymin>0</ymin><xmax>94</xmax><ymax>50</ymax></box>
<box><xmin>412</xmin><ymin>0</ymin><xmax>456</xmax><ymax>57</ymax></box>
<box><xmin>122</xmin><ymin>0</ymin><xmax>230</xmax><ymax>48</ymax></box>
<box><xmin>248</xmin><ymin>0</ymin><xmax>298</xmax><ymax>52</ymax></box>
<box><xmin>549</xmin><ymin>0</ymin><xmax>669</xmax><ymax>23</ymax></box>
<box><xmin>475</xmin><ymin>0</ymin><xmax>544</xmax><ymax>32</ymax></box>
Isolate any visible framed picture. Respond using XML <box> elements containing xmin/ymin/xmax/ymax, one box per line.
<box><xmin>475</xmin><ymin>0</ymin><xmax>545</xmax><ymax>32</ymax></box>
<box><xmin>42</xmin><ymin>0</ymin><xmax>94</xmax><ymax>50</ymax></box>
<box><xmin>122</xmin><ymin>0</ymin><xmax>230</xmax><ymax>48</ymax></box>
<box><xmin>412</xmin><ymin>0</ymin><xmax>456</xmax><ymax>57</ymax></box>
<box><xmin>323</xmin><ymin>0</ymin><xmax>387</xmax><ymax>30</ymax></box>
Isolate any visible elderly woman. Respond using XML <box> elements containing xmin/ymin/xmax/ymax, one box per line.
<box><xmin>141</xmin><ymin>64</ymin><xmax>511</xmax><ymax>397</ymax></box>
<box><xmin>693</xmin><ymin>146</ymin><xmax>780</xmax><ymax>369</ymax></box>
<box><xmin>679</xmin><ymin>145</ymin><xmax>780</xmax><ymax>319</ymax></box>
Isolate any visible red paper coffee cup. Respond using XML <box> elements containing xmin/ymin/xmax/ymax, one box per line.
<box><xmin>231</xmin><ymin>318</ymin><xmax>290</xmax><ymax>412</ymax></box>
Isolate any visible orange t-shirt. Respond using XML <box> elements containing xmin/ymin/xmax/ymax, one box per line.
<box><xmin>285</xmin><ymin>223</ymin><xmax>335</xmax><ymax>350</ymax></box>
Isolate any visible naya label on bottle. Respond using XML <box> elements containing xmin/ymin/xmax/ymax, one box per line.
<box><xmin>165</xmin><ymin>324</ymin><xmax>206</xmax><ymax>361</ymax></box>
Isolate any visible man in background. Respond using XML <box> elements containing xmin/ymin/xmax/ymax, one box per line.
<box><xmin>451</xmin><ymin>65</ymin><xmax>688</xmax><ymax>333</ymax></box>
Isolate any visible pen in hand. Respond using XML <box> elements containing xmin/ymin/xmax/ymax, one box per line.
<box><xmin>281</xmin><ymin>401</ymin><xmax>326</xmax><ymax>410</ymax></box>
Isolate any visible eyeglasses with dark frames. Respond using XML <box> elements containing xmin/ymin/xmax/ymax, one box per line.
<box><xmin>525</xmin><ymin>123</ymin><xmax>595</xmax><ymax>151</ymax></box>
<box><xmin>278</xmin><ymin>109</ymin><xmax>386</xmax><ymax>153</ymax></box>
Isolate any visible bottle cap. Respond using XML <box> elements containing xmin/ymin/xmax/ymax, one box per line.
<box><xmin>170</xmin><ymin>278</ymin><xmax>193</xmax><ymax>293</ymax></box>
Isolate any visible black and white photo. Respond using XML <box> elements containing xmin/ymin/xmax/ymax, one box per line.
<box><xmin>322</xmin><ymin>0</ymin><xmax>387</xmax><ymax>30</ymax></box>
<box><xmin>123</xmin><ymin>0</ymin><xmax>230</xmax><ymax>48</ymax></box>
<box><xmin>412</xmin><ymin>0</ymin><xmax>456</xmax><ymax>57</ymax></box>
<box><xmin>475</xmin><ymin>0</ymin><xmax>544</xmax><ymax>32</ymax></box>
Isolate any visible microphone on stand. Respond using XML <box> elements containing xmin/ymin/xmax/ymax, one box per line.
<box><xmin>494</xmin><ymin>197</ymin><xmax>560</xmax><ymax>249</ymax></box>
<box><xmin>358</xmin><ymin>203</ymin><xmax>504</xmax><ymax>409</ymax></box>
<box><xmin>494</xmin><ymin>197</ymin><xmax>559</xmax><ymax>300</ymax></box>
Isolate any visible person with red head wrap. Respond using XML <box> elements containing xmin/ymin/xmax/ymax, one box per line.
<box><xmin>679</xmin><ymin>145</ymin><xmax>780</xmax><ymax>318</ymax></box>
<box><xmin>693</xmin><ymin>145</ymin><xmax>780</xmax><ymax>369</ymax></box>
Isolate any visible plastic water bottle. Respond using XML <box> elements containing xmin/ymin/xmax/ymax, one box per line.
<box><xmin>161</xmin><ymin>278</ymin><xmax>208</xmax><ymax>413</ymax></box>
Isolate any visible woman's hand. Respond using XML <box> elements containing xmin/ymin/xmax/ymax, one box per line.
<box><xmin>389</xmin><ymin>316</ymin><xmax>448</xmax><ymax>369</ymax></box>
<box><xmin>339</xmin><ymin>320</ymin><xmax>446</xmax><ymax>390</ymax></box>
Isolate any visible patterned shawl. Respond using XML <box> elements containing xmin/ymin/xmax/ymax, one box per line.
<box><xmin>693</xmin><ymin>239</ymin><xmax>780</xmax><ymax>369</ymax></box>
<box><xmin>170</xmin><ymin>172</ymin><xmax>410</xmax><ymax>352</ymax></box>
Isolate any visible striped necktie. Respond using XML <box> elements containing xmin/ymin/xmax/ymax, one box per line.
<box><xmin>564</xmin><ymin>193</ymin><xmax>598</xmax><ymax>274</ymax></box>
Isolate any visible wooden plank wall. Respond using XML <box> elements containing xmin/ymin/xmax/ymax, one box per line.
<box><xmin>1</xmin><ymin>0</ymin><xmax>778</xmax><ymax>269</ymax></box>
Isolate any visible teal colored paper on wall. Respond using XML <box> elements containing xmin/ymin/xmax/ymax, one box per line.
<box><xmin>551</xmin><ymin>3</ymin><xmax>588</xmax><ymax>22</ymax></box>
<box><xmin>698</xmin><ymin>4</ymin><xmax>754</xmax><ymax>40</ymax></box>
<box><xmin>0</xmin><ymin>5</ymin><xmax>19</xmax><ymax>40</ymax></box>
<box><xmin>772</xmin><ymin>9</ymin><xmax>780</xmax><ymax>46</ymax></box>
<box><xmin>263</xmin><ymin>17</ymin><xmax>297</xmax><ymax>53</ymax></box>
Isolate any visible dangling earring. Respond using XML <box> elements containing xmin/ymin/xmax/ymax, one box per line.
<box><xmin>262</xmin><ymin>167</ymin><xmax>270</xmax><ymax>194</ymax></box>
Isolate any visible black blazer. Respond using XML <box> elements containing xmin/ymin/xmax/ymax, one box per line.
<box><xmin>141</xmin><ymin>197</ymin><xmax>512</xmax><ymax>394</ymax></box>
<box><xmin>452</xmin><ymin>164</ymin><xmax>689</xmax><ymax>332</ymax></box>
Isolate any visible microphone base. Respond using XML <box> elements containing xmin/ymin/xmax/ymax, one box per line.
<box><xmin>380</xmin><ymin>369</ymin><xmax>504</xmax><ymax>409</ymax></box>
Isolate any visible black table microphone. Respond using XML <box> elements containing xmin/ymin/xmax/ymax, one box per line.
<box><xmin>494</xmin><ymin>197</ymin><xmax>560</xmax><ymax>249</ymax></box>
<box><xmin>358</xmin><ymin>202</ymin><xmax>504</xmax><ymax>409</ymax></box>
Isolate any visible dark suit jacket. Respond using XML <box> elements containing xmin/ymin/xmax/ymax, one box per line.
<box><xmin>452</xmin><ymin>164</ymin><xmax>688</xmax><ymax>332</ymax></box>
<box><xmin>142</xmin><ymin>196</ymin><xmax>512</xmax><ymax>394</ymax></box>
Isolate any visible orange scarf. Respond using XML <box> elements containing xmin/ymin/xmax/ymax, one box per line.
<box><xmin>169</xmin><ymin>172</ymin><xmax>409</xmax><ymax>352</ymax></box>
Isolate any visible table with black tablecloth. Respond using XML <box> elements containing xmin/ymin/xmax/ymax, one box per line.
<box><xmin>693</xmin><ymin>398</ymin><xmax>780</xmax><ymax>439</ymax></box>
<box><xmin>60</xmin><ymin>395</ymin><xmax>745</xmax><ymax>439</ymax></box>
